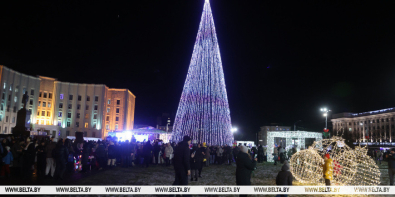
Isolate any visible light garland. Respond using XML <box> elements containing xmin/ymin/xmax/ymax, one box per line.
<box><xmin>171</xmin><ymin>0</ymin><xmax>233</xmax><ymax>145</ymax></box>
<box><xmin>290</xmin><ymin>136</ymin><xmax>381</xmax><ymax>186</ymax></box>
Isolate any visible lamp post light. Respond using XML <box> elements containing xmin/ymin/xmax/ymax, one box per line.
<box><xmin>231</xmin><ymin>127</ymin><xmax>237</xmax><ymax>133</ymax></box>
<box><xmin>320</xmin><ymin>108</ymin><xmax>331</xmax><ymax>138</ymax></box>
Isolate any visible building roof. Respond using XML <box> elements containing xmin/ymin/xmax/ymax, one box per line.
<box><xmin>332</xmin><ymin>107</ymin><xmax>395</xmax><ymax>119</ymax></box>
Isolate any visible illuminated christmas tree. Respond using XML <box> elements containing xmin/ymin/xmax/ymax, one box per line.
<box><xmin>172</xmin><ymin>0</ymin><xmax>233</xmax><ymax>145</ymax></box>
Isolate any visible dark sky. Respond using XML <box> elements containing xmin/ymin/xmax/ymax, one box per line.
<box><xmin>1</xmin><ymin>0</ymin><xmax>395</xmax><ymax>141</ymax></box>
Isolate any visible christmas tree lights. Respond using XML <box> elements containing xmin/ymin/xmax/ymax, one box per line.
<box><xmin>171</xmin><ymin>0</ymin><xmax>233</xmax><ymax>145</ymax></box>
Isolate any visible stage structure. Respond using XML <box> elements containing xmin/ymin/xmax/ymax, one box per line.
<box><xmin>172</xmin><ymin>0</ymin><xmax>233</xmax><ymax>145</ymax></box>
<box><xmin>267</xmin><ymin>131</ymin><xmax>322</xmax><ymax>162</ymax></box>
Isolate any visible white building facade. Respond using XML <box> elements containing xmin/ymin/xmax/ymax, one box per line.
<box><xmin>0</xmin><ymin>65</ymin><xmax>136</xmax><ymax>139</ymax></box>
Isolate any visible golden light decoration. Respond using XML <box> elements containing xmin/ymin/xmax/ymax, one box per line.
<box><xmin>311</xmin><ymin>136</ymin><xmax>358</xmax><ymax>185</ymax></box>
<box><xmin>350</xmin><ymin>146</ymin><xmax>381</xmax><ymax>186</ymax></box>
<box><xmin>290</xmin><ymin>136</ymin><xmax>381</xmax><ymax>186</ymax></box>
<box><xmin>290</xmin><ymin>147</ymin><xmax>324</xmax><ymax>184</ymax></box>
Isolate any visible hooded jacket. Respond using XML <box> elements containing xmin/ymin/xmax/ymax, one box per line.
<box><xmin>276</xmin><ymin>163</ymin><xmax>293</xmax><ymax>185</ymax></box>
<box><xmin>236</xmin><ymin>146</ymin><xmax>256</xmax><ymax>185</ymax></box>
<box><xmin>323</xmin><ymin>158</ymin><xmax>334</xmax><ymax>180</ymax></box>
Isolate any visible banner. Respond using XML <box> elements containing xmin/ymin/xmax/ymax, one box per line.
<box><xmin>1</xmin><ymin>186</ymin><xmax>394</xmax><ymax>195</ymax></box>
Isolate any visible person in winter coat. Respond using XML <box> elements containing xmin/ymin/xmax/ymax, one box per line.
<box><xmin>45</xmin><ymin>138</ymin><xmax>57</xmax><ymax>178</ymax></box>
<box><xmin>196</xmin><ymin>144</ymin><xmax>204</xmax><ymax>177</ymax></box>
<box><xmin>11</xmin><ymin>140</ymin><xmax>23</xmax><ymax>175</ymax></box>
<box><xmin>236</xmin><ymin>145</ymin><xmax>257</xmax><ymax>197</ymax></box>
<box><xmin>35</xmin><ymin>140</ymin><xmax>46</xmax><ymax>177</ymax></box>
<box><xmin>96</xmin><ymin>142</ymin><xmax>106</xmax><ymax>170</ymax></box>
<box><xmin>121</xmin><ymin>141</ymin><xmax>130</xmax><ymax>168</ymax></box>
<box><xmin>107</xmin><ymin>141</ymin><xmax>116</xmax><ymax>168</ymax></box>
<box><xmin>276</xmin><ymin>161</ymin><xmax>293</xmax><ymax>197</ymax></box>
<box><xmin>273</xmin><ymin>147</ymin><xmax>279</xmax><ymax>165</ymax></box>
<box><xmin>130</xmin><ymin>142</ymin><xmax>137</xmax><ymax>166</ymax></box>
<box><xmin>173</xmin><ymin>136</ymin><xmax>191</xmax><ymax>186</ymax></box>
<box><xmin>64</xmin><ymin>139</ymin><xmax>74</xmax><ymax>172</ymax></box>
<box><xmin>233</xmin><ymin>146</ymin><xmax>240</xmax><ymax>162</ymax></box>
<box><xmin>257</xmin><ymin>145</ymin><xmax>264</xmax><ymax>163</ymax></box>
<box><xmin>142</xmin><ymin>140</ymin><xmax>152</xmax><ymax>168</ymax></box>
<box><xmin>22</xmin><ymin>138</ymin><xmax>35</xmax><ymax>177</ymax></box>
<box><xmin>279</xmin><ymin>146</ymin><xmax>285</xmax><ymax>164</ymax></box>
<box><xmin>164</xmin><ymin>143</ymin><xmax>173</xmax><ymax>166</ymax></box>
<box><xmin>81</xmin><ymin>141</ymin><xmax>91</xmax><ymax>172</ymax></box>
<box><xmin>216</xmin><ymin>146</ymin><xmax>223</xmax><ymax>164</ymax></box>
<box><xmin>153</xmin><ymin>140</ymin><xmax>161</xmax><ymax>165</ymax></box>
<box><xmin>54</xmin><ymin>140</ymin><xmax>69</xmax><ymax>180</ymax></box>
<box><xmin>210</xmin><ymin>146</ymin><xmax>216</xmax><ymax>164</ymax></box>
<box><xmin>386</xmin><ymin>148</ymin><xmax>395</xmax><ymax>185</ymax></box>
<box><xmin>322</xmin><ymin>154</ymin><xmax>333</xmax><ymax>186</ymax></box>
<box><xmin>190</xmin><ymin>146</ymin><xmax>198</xmax><ymax>181</ymax></box>
<box><xmin>0</xmin><ymin>146</ymin><xmax>13</xmax><ymax>177</ymax></box>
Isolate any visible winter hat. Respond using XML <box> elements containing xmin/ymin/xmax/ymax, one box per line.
<box><xmin>240</xmin><ymin>146</ymin><xmax>248</xmax><ymax>154</ymax></box>
<box><xmin>183</xmin><ymin>135</ymin><xmax>191</xmax><ymax>142</ymax></box>
<box><xmin>325</xmin><ymin>154</ymin><xmax>330</xmax><ymax>159</ymax></box>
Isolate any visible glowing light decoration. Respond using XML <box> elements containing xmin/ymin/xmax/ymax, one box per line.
<box><xmin>290</xmin><ymin>147</ymin><xmax>324</xmax><ymax>184</ymax></box>
<box><xmin>350</xmin><ymin>146</ymin><xmax>381</xmax><ymax>186</ymax></box>
<box><xmin>311</xmin><ymin>136</ymin><xmax>358</xmax><ymax>185</ymax></box>
<box><xmin>172</xmin><ymin>0</ymin><xmax>233</xmax><ymax>145</ymax></box>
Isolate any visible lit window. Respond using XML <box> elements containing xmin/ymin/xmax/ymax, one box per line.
<box><xmin>14</xmin><ymin>96</ymin><xmax>17</xmax><ymax>103</ymax></box>
<box><xmin>43</xmin><ymin>102</ymin><xmax>46</xmax><ymax>107</ymax></box>
<box><xmin>42</xmin><ymin>111</ymin><xmax>45</xmax><ymax>116</ymax></box>
<box><xmin>47</xmin><ymin>111</ymin><xmax>51</xmax><ymax>117</ymax></box>
<box><xmin>22</xmin><ymin>88</ymin><xmax>26</xmax><ymax>94</ymax></box>
<box><xmin>37</xmin><ymin>111</ymin><xmax>40</xmax><ymax>116</ymax></box>
<box><xmin>15</xmin><ymin>86</ymin><xmax>19</xmax><ymax>93</ymax></box>
<box><xmin>58</xmin><ymin>112</ymin><xmax>62</xmax><ymax>117</ymax></box>
<box><xmin>3</xmin><ymin>83</ymin><xmax>6</xmax><ymax>89</ymax></box>
<box><xmin>85</xmin><ymin>114</ymin><xmax>89</xmax><ymax>119</ymax></box>
<box><xmin>60</xmin><ymin>94</ymin><xmax>64</xmax><ymax>100</ymax></box>
<box><xmin>107</xmin><ymin>99</ymin><xmax>111</xmax><ymax>104</ymax></box>
<box><xmin>107</xmin><ymin>108</ymin><xmax>110</xmax><ymax>113</ymax></box>
<box><xmin>58</xmin><ymin>121</ymin><xmax>61</xmax><ymax>126</ymax></box>
<box><xmin>9</xmin><ymin>84</ymin><xmax>12</xmax><ymax>91</ymax></box>
<box><xmin>115</xmin><ymin>124</ymin><xmax>118</xmax><ymax>130</ymax></box>
<box><xmin>40</xmin><ymin>120</ymin><xmax>44</xmax><ymax>125</ymax></box>
<box><xmin>85</xmin><ymin>122</ymin><xmax>88</xmax><ymax>128</ymax></box>
<box><xmin>106</xmin><ymin>125</ymin><xmax>109</xmax><ymax>130</ymax></box>
<box><xmin>48</xmin><ymin>102</ymin><xmax>51</xmax><ymax>108</ymax></box>
<box><xmin>39</xmin><ymin>101</ymin><xmax>41</xmax><ymax>106</ymax></box>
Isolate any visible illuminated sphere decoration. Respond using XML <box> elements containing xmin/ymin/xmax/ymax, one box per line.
<box><xmin>311</xmin><ymin>136</ymin><xmax>358</xmax><ymax>185</ymax></box>
<box><xmin>350</xmin><ymin>146</ymin><xmax>381</xmax><ymax>186</ymax></box>
<box><xmin>290</xmin><ymin>147</ymin><xmax>324</xmax><ymax>184</ymax></box>
<box><xmin>171</xmin><ymin>0</ymin><xmax>233</xmax><ymax>145</ymax></box>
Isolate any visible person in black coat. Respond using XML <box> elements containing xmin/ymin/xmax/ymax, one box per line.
<box><xmin>22</xmin><ymin>138</ymin><xmax>35</xmax><ymax>177</ymax></box>
<box><xmin>276</xmin><ymin>162</ymin><xmax>293</xmax><ymax>185</ymax></box>
<box><xmin>153</xmin><ymin>140</ymin><xmax>160</xmax><ymax>165</ymax></box>
<box><xmin>236</xmin><ymin>146</ymin><xmax>257</xmax><ymax>186</ymax></box>
<box><xmin>142</xmin><ymin>140</ymin><xmax>152</xmax><ymax>168</ymax></box>
<box><xmin>95</xmin><ymin>142</ymin><xmax>106</xmax><ymax>170</ymax></box>
<box><xmin>257</xmin><ymin>145</ymin><xmax>264</xmax><ymax>163</ymax></box>
<box><xmin>190</xmin><ymin>146</ymin><xmax>198</xmax><ymax>181</ymax></box>
<box><xmin>386</xmin><ymin>148</ymin><xmax>395</xmax><ymax>185</ymax></box>
<box><xmin>196</xmin><ymin>144</ymin><xmax>204</xmax><ymax>177</ymax></box>
<box><xmin>54</xmin><ymin>140</ymin><xmax>69</xmax><ymax>179</ymax></box>
<box><xmin>173</xmin><ymin>136</ymin><xmax>191</xmax><ymax>186</ymax></box>
<box><xmin>35</xmin><ymin>140</ymin><xmax>46</xmax><ymax>177</ymax></box>
<box><xmin>81</xmin><ymin>141</ymin><xmax>91</xmax><ymax>172</ymax></box>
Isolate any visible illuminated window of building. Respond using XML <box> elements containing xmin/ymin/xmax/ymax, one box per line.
<box><xmin>67</xmin><ymin>122</ymin><xmax>70</xmax><ymax>127</ymax></box>
<box><xmin>3</xmin><ymin>83</ymin><xmax>6</xmax><ymax>89</ymax></box>
<box><xmin>9</xmin><ymin>84</ymin><xmax>12</xmax><ymax>91</ymax></box>
<box><xmin>48</xmin><ymin>102</ymin><xmax>51</xmax><ymax>108</ymax></box>
<box><xmin>106</xmin><ymin>116</ymin><xmax>109</xmax><ymax>121</ymax></box>
<box><xmin>59</xmin><ymin>103</ymin><xmax>63</xmax><ymax>108</ymax></box>
<box><xmin>106</xmin><ymin>125</ymin><xmax>109</xmax><ymax>130</ymax></box>
<box><xmin>29</xmin><ymin>99</ymin><xmax>33</xmax><ymax>105</ymax></box>
<box><xmin>85</xmin><ymin>114</ymin><xmax>89</xmax><ymax>119</ymax></box>
<box><xmin>117</xmin><ymin>100</ymin><xmax>120</xmax><ymax>105</ymax></box>
<box><xmin>41</xmin><ymin>111</ymin><xmax>45</xmax><ymax>116</ymax></box>
<box><xmin>107</xmin><ymin>99</ymin><xmax>110</xmax><ymax>104</ymax></box>
<box><xmin>116</xmin><ymin>108</ymin><xmax>119</xmax><ymax>113</ymax></box>
<box><xmin>78</xmin><ymin>95</ymin><xmax>81</xmax><ymax>101</ymax></box>
<box><xmin>94</xmin><ymin>105</ymin><xmax>98</xmax><ymax>110</ymax></box>
<box><xmin>14</xmin><ymin>96</ymin><xmax>17</xmax><ymax>103</ymax></box>
<box><xmin>115</xmin><ymin>124</ymin><xmax>118</xmax><ymax>130</ymax></box>
<box><xmin>93</xmin><ymin>114</ymin><xmax>97</xmax><ymax>119</ymax></box>
<box><xmin>43</xmin><ymin>92</ymin><xmax>47</xmax><ymax>98</ymax></box>
<box><xmin>86</xmin><ymin>96</ymin><xmax>90</xmax><ymax>101</ymax></box>
<box><xmin>37</xmin><ymin>111</ymin><xmax>40</xmax><ymax>116</ymax></box>
<box><xmin>36</xmin><ymin>120</ymin><xmax>39</xmax><ymax>124</ymax></box>
<box><xmin>22</xmin><ymin>87</ymin><xmax>26</xmax><ymax>94</ymax></box>
<box><xmin>30</xmin><ymin>89</ymin><xmax>34</xmax><ymax>96</ymax></box>
<box><xmin>84</xmin><ymin>122</ymin><xmax>88</xmax><ymax>128</ymax></box>
<box><xmin>15</xmin><ymin>86</ymin><xmax>18</xmax><ymax>93</ymax></box>
<box><xmin>116</xmin><ymin>117</ymin><xmax>119</xmax><ymax>121</ymax></box>
<box><xmin>76</xmin><ymin>113</ymin><xmax>80</xmax><ymax>118</ymax></box>
<box><xmin>107</xmin><ymin>108</ymin><xmax>110</xmax><ymax>113</ymax></box>
<box><xmin>12</xmin><ymin>117</ymin><xmax>15</xmax><ymax>123</ymax></box>
<box><xmin>49</xmin><ymin>93</ymin><xmax>52</xmax><ymax>99</ymax></box>
<box><xmin>76</xmin><ymin>122</ymin><xmax>79</xmax><ymax>127</ymax></box>
<box><xmin>43</xmin><ymin>102</ymin><xmax>46</xmax><ymax>107</ymax></box>
<box><xmin>60</xmin><ymin>94</ymin><xmax>63</xmax><ymax>100</ymax></box>
<box><xmin>38</xmin><ymin>101</ymin><xmax>41</xmax><ymax>106</ymax></box>
<box><xmin>58</xmin><ymin>121</ymin><xmax>61</xmax><ymax>126</ymax></box>
<box><xmin>47</xmin><ymin>111</ymin><xmax>50</xmax><ymax>117</ymax></box>
<box><xmin>68</xmin><ymin>113</ymin><xmax>71</xmax><ymax>118</ymax></box>
<box><xmin>86</xmin><ymin>105</ymin><xmax>89</xmax><ymax>110</ymax></box>
<box><xmin>95</xmin><ymin>96</ymin><xmax>98</xmax><ymax>102</ymax></box>
<box><xmin>69</xmin><ymin>95</ymin><xmax>73</xmax><ymax>100</ymax></box>
<box><xmin>40</xmin><ymin>120</ymin><xmax>44</xmax><ymax>125</ymax></box>
<box><xmin>68</xmin><ymin>104</ymin><xmax>72</xmax><ymax>109</ymax></box>
<box><xmin>58</xmin><ymin>112</ymin><xmax>62</xmax><ymax>117</ymax></box>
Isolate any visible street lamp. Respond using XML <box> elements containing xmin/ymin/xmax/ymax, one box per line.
<box><xmin>320</xmin><ymin>108</ymin><xmax>331</xmax><ymax>130</ymax></box>
<box><xmin>231</xmin><ymin>127</ymin><xmax>237</xmax><ymax>133</ymax></box>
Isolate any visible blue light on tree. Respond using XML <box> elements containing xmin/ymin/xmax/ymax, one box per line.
<box><xmin>172</xmin><ymin>0</ymin><xmax>233</xmax><ymax>145</ymax></box>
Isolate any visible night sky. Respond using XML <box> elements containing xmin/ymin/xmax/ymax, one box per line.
<box><xmin>1</xmin><ymin>0</ymin><xmax>395</xmax><ymax>141</ymax></box>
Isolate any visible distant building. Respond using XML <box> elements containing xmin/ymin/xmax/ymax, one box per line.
<box><xmin>258</xmin><ymin>124</ymin><xmax>291</xmax><ymax>145</ymax></box>
<box><xmin>0</xmin><ymin>65</ymin><xmax>136</xmax><ymax>139</ymax></box>
<box><xmin>332</xmin><ymin>107</ymin><xmax>395</xmax><ymax>144</ymax></box>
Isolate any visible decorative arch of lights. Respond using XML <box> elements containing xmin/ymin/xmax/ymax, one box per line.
<box><xmin>267</xmin><ymin>131</ymin><xmax>322</xmax><ymax>162</ymax></box>
<box><xmin>171</xmin><ymin>0</ymin><xmax>233</xmax><ymax>145</ymax></box>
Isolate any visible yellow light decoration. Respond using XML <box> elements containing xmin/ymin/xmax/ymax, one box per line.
<box><xmin>311</xmin><ymin>136</ymin><xmax>358</xmax><ymax>185</ymax></box>
<box><xmin>350</xmin><ymin>146</ymin><xmax>381</xmax><ymax>186</ymax></box>
<box><xmin>290</xmin><ymin>147</ymin><xmax>324</xmax><ymax>184</ymax></box>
